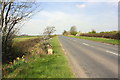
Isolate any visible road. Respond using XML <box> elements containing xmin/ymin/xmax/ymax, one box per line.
<box><xmin>58</xmin><ymin>36</ymin><xmax>118</xmax><ymax>78</ymax></box>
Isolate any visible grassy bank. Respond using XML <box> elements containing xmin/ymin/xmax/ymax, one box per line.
<box><xmin>69</xmin><ymin>36</ymin><xmax>120</xmax><ymax>45</ymax></box>
<box><xmin>4</xmin><ymin>36</ymin><xmax>74</xmax><ymax>78</ymax></box>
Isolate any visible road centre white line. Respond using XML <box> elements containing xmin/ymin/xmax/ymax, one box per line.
<box><xmin>82</xmin><ymin>43</ymin><xmax>118</xmax><ymax>56</ymax></box>
<box><xmin>106</xmin><ymin>51</ymin><xmax>118</xmax><ymax>56</ymax></box>
<box><xmin>83</xmin><ymin>43</ymin><xmax>89</xmax><ymax>46</ymax></box>
<box><xmin>82</xmin><ymin>43</ymin><xmax>95</xmax><ymax>47</ymax></box>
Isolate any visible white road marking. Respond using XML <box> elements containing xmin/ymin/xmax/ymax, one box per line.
<box><xmin>82</xmin><ymin>43</ymin><xmax>118</xmax><ymax>56</ymax></box>
<box><xmin>82</xmin><ymin>43</ymin><xmax>96</xmax><ymax>48</ymax></box>
<box><xmin>83</xmin><ymin>43</ymin><xmax>89</xmax><ymax>46</ymax></box>
<box><xmin>106</xmin><ymin>51</ymin><xmax>118</xmax><ymax>56</ymax></box>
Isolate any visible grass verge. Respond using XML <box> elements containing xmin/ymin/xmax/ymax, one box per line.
<box><xmin>69</xmin><ymin>36</ymin><xmax>120</xmax><ymax>45</ymax></box>
<box><xmin>4</xmin><ymin>36</ymin><xmax>74</xmax><ymax>78</ymax></box>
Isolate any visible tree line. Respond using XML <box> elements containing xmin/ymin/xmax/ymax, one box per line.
<box><xmin>63</xmin><ymin>26</ymin><xmax>78</xmax><ymax>36</ymax></box>
<box><xmin>62</xmin><ymin>26</ymin><xmax>120</xmax><ymax>40</ymax></box>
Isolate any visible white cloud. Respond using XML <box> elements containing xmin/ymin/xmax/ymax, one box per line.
<box><xmin>76</xmin><ymin>4</ymin><xmax>86</xmax><ymax>8</ymax></box>
<box><xmin>20</xmin><ymin>10</ymin><xmax>117</xmax><ymax>35</ymax></box>
<box><xmin>20</xmin><ymin>11</ymin><xmax>89</xmax><ymax>35</ymax></box>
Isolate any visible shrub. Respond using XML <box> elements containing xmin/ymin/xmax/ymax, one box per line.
<box><xmin>70</xmin><ymin>32</ymin><xmax>77</xmax><ymax>35</ymax></box>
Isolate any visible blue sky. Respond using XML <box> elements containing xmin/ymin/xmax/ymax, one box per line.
<box><xmin>20</xmin><ymin>2</ymin><xmax>118</xmax><ymax>35</ymax></box>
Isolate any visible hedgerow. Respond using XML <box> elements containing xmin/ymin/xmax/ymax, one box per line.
<box><xmin>80</xmin><ymin>31</ymin><xmax>120</xmax><ymax>40</ymax></box>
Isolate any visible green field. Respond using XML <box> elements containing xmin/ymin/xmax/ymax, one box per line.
<box><xmin>69</xmin><ymin>36</ymin><xmax>120</xmax><ymax>45</ymax></box>
<box><xmin>13</xmin><ymin>36</ymin><xmax>40</xmax><ymax>42</ymax></box>
<box><xmin>4</xmin><ymin>36</ymin><xmax>74</xmax><ymax>78</ymax></box>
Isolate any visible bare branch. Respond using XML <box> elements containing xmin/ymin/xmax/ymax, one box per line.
<box><xmin>43</xmin><ymin>26</ymin><xmax>56</xmax><ymax>38</ymax></box>
<box><xmin>0</xmin><ymin>0</ymin><xmax>41</xmax><ymax>63</ymax></box>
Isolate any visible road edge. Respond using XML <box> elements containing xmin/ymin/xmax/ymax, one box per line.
<box><xmin>58</xmin><ymin>36</ymin><xmax>88</xmax><ymax>78</ymax></box>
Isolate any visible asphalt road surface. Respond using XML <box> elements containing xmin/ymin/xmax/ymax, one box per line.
<box><xmin>58</xmin><ymin>36</ymin><xmax>118</xmax><ymax>78</ymax></box>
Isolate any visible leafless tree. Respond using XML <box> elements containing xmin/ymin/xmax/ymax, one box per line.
<box><xmin>43</xmin><ymin>26</ymin><xmax>56</xmax><ymax>39</ymax></box>
<box><xmin>0</xmin><ymin>0</ymin><xmax>40</xmax><ymax>62</ymax></box>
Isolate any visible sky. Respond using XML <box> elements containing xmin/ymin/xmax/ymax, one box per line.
<box><xmin>19</xmin><ymin>1</ymin><xmax>118</xmax><ymax>35</ymax></box>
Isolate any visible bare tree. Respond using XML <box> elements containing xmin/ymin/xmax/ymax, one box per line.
<box><xmin>42</xmin><ymin>26</ymin><xmax>56</xmax><ymax>54</ymax></box>
<box><xmin>43</xmin><ymin>26</ymin><xmax>56</xmax><ymax>39</ymax></box>
<box><xmin>0</xmin><ymin>0</ymin><xmax>40</xmax><ymax>62</ymax></box>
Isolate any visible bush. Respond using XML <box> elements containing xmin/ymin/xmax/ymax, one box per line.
<box><xmin>70</xmin><ymin>32</ymin><xmax>77</xmax><ymax>35</ymax></box>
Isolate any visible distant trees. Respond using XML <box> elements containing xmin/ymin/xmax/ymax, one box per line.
<box><xmin>62</xmin><ymin>26</ymin><xmax>78</xmax><ymax>36</ymax></box>
<box><xmin>0</xmin><ymin>0</ymin><xmax>40</xmax><ymax>63</ymax></box>
<box><xmin>70</xmin><ymin>26</ymin><xmax>77</xmax><ymax>35</ymax></box>
<box><xmin>89</xmin><ymin>29</ymin><xmax>96</xmax><ymax>33</ymax></box>
<box><xmin>63</xmin><ymin>30</ymin><xmax>69</xmax><ymax>35</ymax></box>
<box><xmin>62</xmin><ymin>25</ymin><xmax>120</xmax><ymax>40</ymax></box>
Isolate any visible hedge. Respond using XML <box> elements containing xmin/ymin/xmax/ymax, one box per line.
<box><xmin>80</xmin><ymin>32</ymin><xmax>120</xmax><ymax>40</ymax></box>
